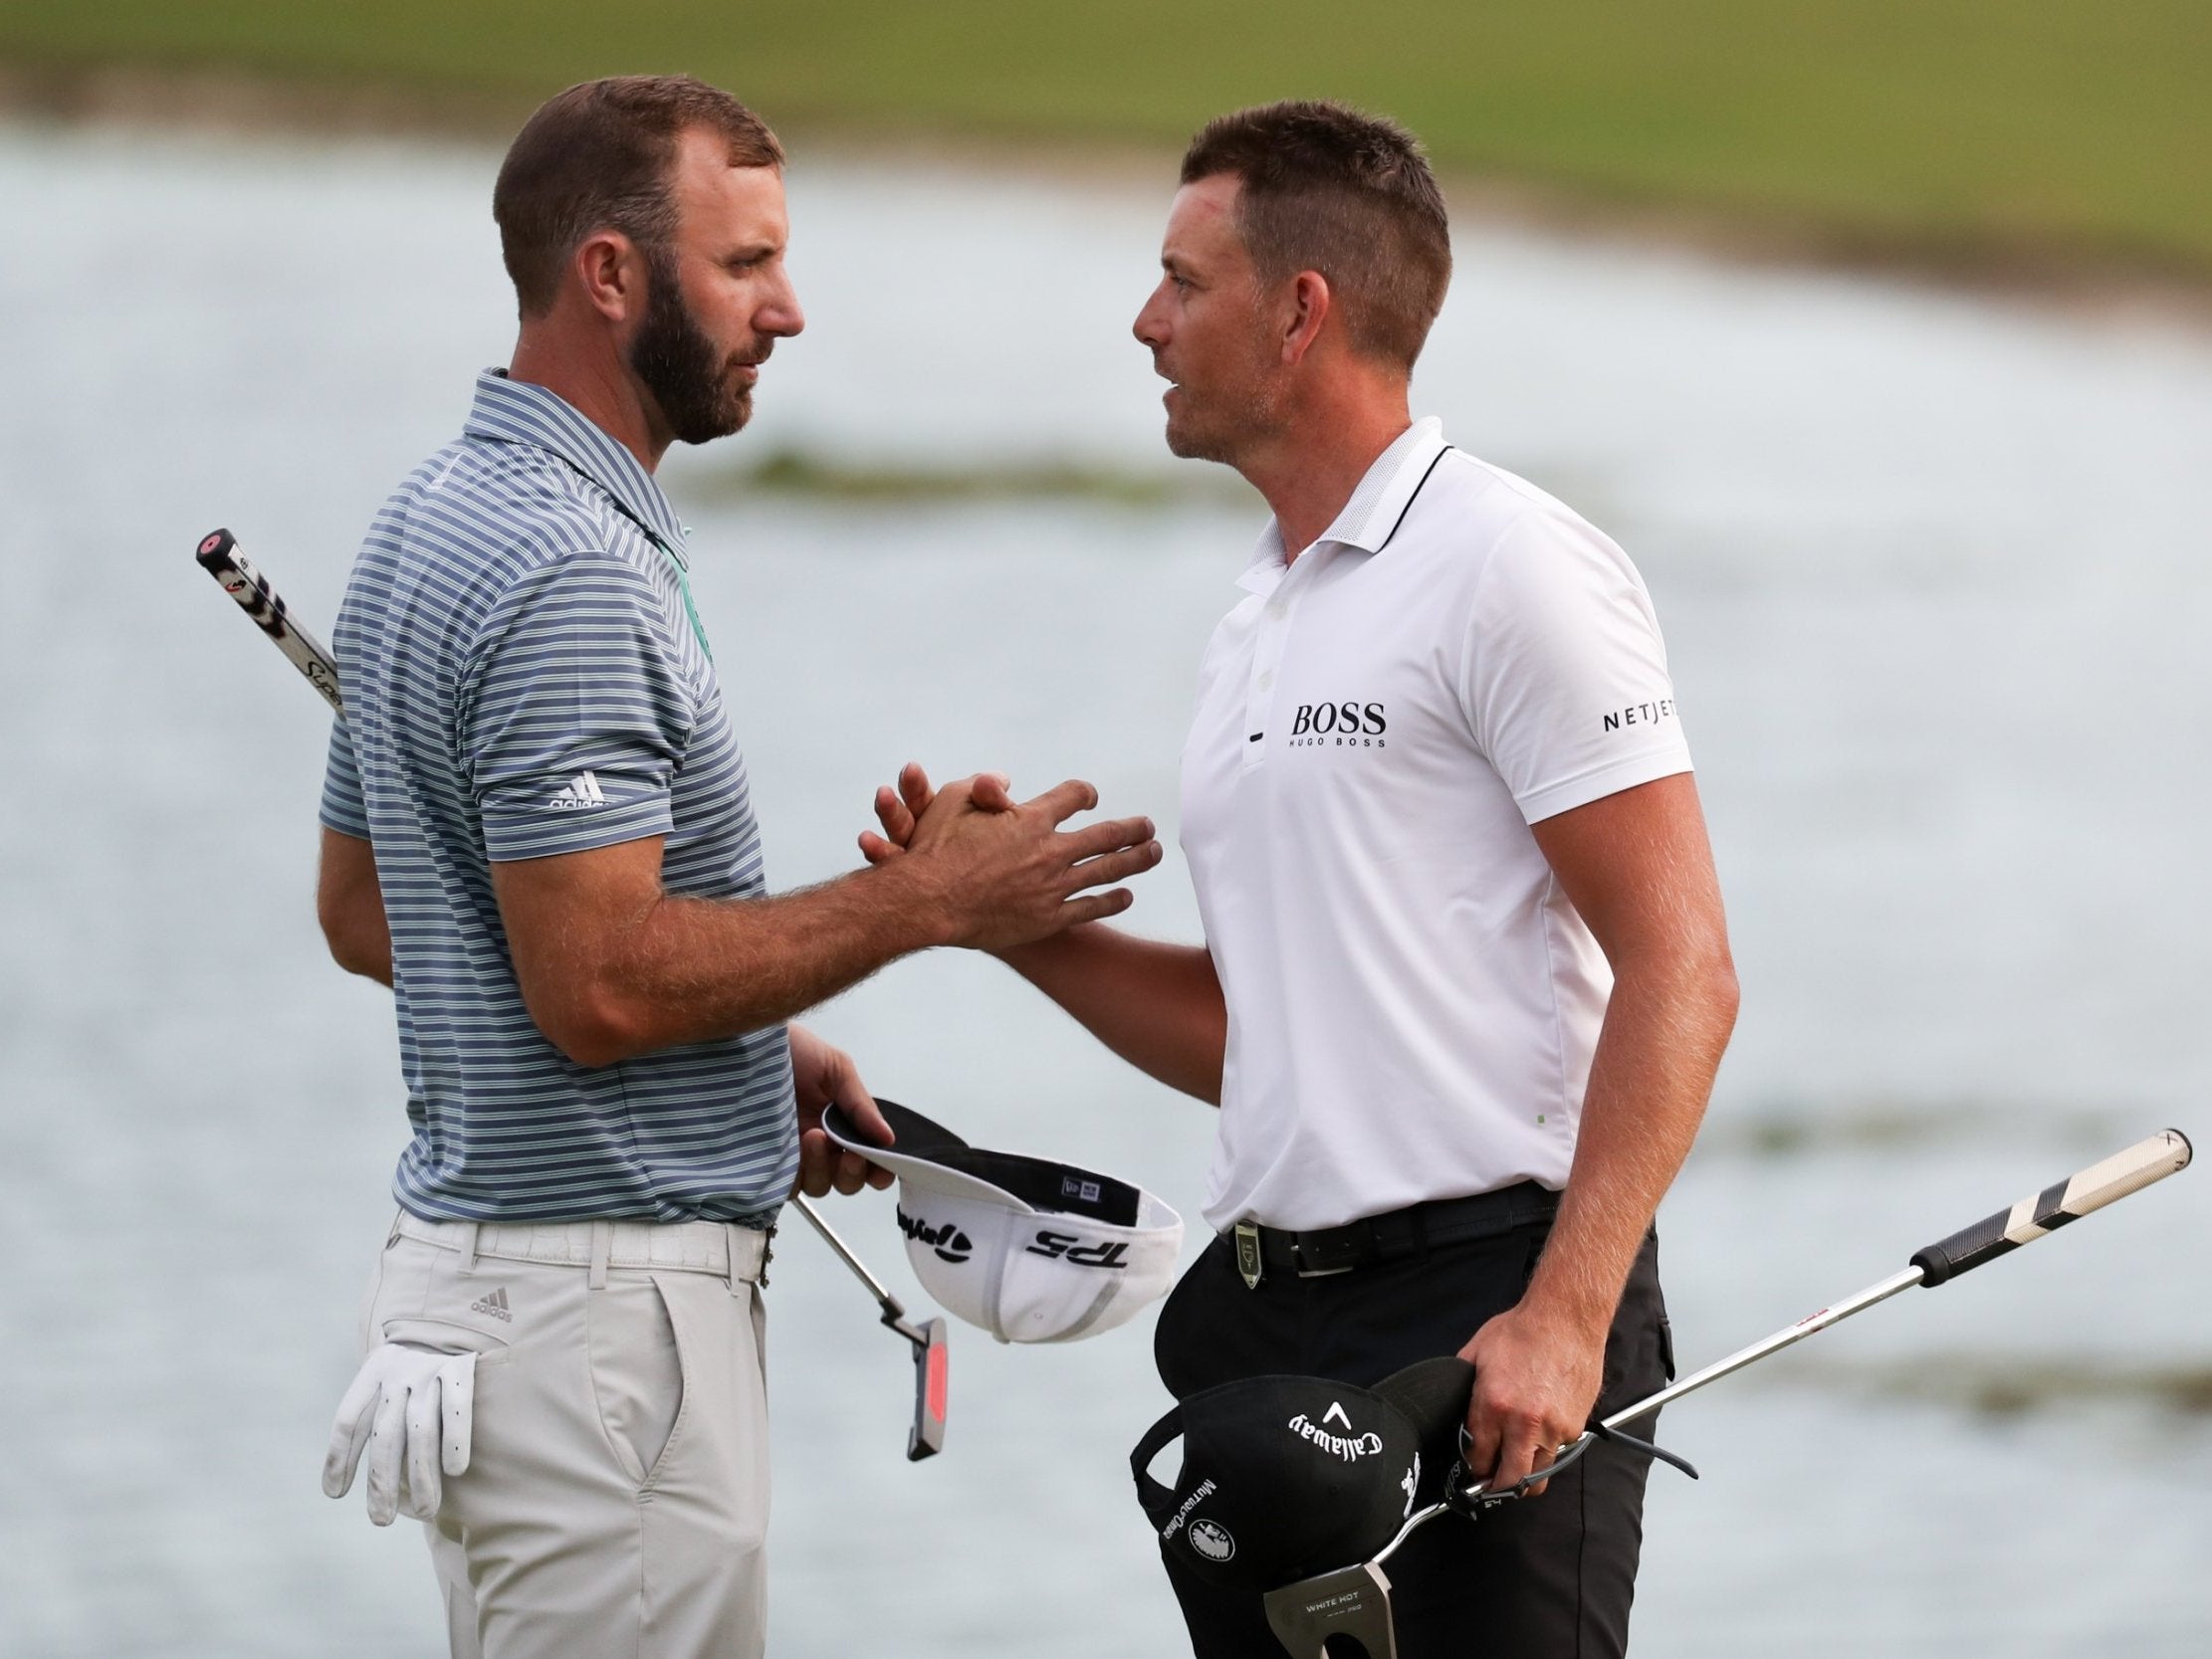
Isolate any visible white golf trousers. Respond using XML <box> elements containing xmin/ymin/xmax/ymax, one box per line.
<box><xmin>358</xmin><ymin>1212</ymin><xmax>773</xmax><ymax>1659</ymax></box>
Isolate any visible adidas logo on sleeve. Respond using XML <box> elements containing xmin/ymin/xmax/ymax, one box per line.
<box><xmin>548</xmin><ymin>771</ymin><xmax>608</xmax><ymax>810</ymax></box>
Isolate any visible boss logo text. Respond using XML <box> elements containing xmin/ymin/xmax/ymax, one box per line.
<box><xmin>1289</xmin><ymin>701</ymin><xmax>1387</xmax><ymax>736</ymax></box>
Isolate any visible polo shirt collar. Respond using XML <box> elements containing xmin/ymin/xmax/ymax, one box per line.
<box><xmin>1235</xmin><ymin>416</ymin><xmax>1447</xmax><ymax>596</ymax></box>
<box><xmin>463</xmin><ymin>369</ymin><xmax>690</xmax><ymax>553</ymax></box>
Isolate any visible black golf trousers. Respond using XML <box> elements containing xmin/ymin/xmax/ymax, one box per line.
<box><xmin>1150</xmin><ymin>1213</ymin><xmax>1672</xmax><ymax>1659</ymax></box>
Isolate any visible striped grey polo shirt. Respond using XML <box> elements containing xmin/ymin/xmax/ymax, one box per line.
<box><xmin>321</xmin><ymin>370</ymin><xmax>795</xmax><ymax>1224</ymax></box>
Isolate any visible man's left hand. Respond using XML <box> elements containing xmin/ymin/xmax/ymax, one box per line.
<box><xmin>1456</xmin><ymin>1301</ymin><xmax>1608</xmax><ymax>1500</ymax></box>
<box><xmin>789</xmin><ymin>1022</ymin><xmax>895</xmax><ymax>1197</ymax></box>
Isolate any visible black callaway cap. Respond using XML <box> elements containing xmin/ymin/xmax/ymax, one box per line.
<box><xmin>1131</xmin><ymin>1356</ymin><xmax>1474</xmax><ymax>1591</ymax></box>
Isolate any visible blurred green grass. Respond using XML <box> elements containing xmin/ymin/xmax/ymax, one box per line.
<box><xmin>6</xmin><ymin>2</ymin><xmax>2207</xmax><ymax>276</ymax></box>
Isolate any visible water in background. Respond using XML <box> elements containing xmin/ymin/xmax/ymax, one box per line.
<box><xmin>1</xmin><ymin>121</ymin><xmax>2208</xmax><ymax>1657</ymax></box>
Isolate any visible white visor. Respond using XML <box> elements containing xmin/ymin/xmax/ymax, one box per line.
<box><xmin>824</xmin><ymin>1101</ymin><xmax>1184</xmax><ymax>1345</ymax></box>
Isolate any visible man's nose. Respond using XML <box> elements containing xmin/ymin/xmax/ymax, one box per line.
<box><xmin>765</xmin><ymin>277</ymin><xmax>804</xmax><ymax>338</ymax></box>
<box><xmin>1132</xmin><ymin>289</ymin><xmax>1168</xmax><ymax>349</ymax></box>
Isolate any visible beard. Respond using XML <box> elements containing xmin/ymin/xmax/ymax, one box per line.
<box><xmin>629</xmin><ymin>247</ymin><xmax>754</xmax><ymax>446</ymax></box>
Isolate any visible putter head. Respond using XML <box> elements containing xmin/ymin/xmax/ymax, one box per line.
<box><xmin>1261</xmin><ymin>1560</ymin><xmax>1397</xmax><ymax>1659</ymax></box>
<box><xmin>906</xmin><ymin>1316</ymin><xmax>948</xmax><ymax>1461</ymax></box>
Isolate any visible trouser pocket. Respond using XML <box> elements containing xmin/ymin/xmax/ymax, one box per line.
<box><xmin>1597</xmin><ymin>1231</ymin><xmax>1668</xmax><ymax>1410</ymax></box>
<box><xmin>587</xmin><ymin>1272</ymin><xmax>687</xmax><ymax>1487</ymax></box>
<box><xmin>354</xmin><ymin>1244</ymin><xmax>391</xmax><ymax>1355</ymax></box>
<box><xmin>375</xmin><ymin>1235</ymin><xmax>517</xmax><ymax>1365</ymax></box>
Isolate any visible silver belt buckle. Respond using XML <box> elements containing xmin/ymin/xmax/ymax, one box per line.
<box><xmin>1233</xmin><ymin>1220</ymin><xmax>1264</xmax><ymax>1290</ymax></box>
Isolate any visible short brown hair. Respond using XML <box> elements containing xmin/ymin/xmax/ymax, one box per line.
<box><xmin>1181</xmin><ymin>101</ymin><xmax>1450</xmax><ymax>372</ymax></box>
<box><xmin>494</xmin><ymin>75</ymin><xmax>783</xmax><ymax>317</ymax></box>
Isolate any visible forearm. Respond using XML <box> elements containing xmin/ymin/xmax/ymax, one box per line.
<box><xmin>318</xmin><ymin>828</ymin><xmax>393</xmax><ymax>986</ymax></box>
<box><xmin>1523</xmin><ymin>950</ymin><xmax>1739</xmax><ymax>1334</ymax></box>
<box><xmin>995</xmin><ymin>926</ymin><xmax>1225</xmax><ymax>1103</ymax></box>
<box><xmin>347</xmin><ymin>941</ymin><xmax>395</xmax><ymax>988</ymax></box>
<box><xmin>569</xmin><ymin>860</ymin><xmax>953</xmax><ymax>1064</ymax></box>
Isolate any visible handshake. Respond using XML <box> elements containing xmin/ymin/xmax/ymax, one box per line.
<box><xmin>324</xmin><ymin>764</ymin><xmax>1165</xmax><ymax>1530</ymax></box>
<box><xmin>854</xmin><ymin>760</ymin><xmax>1163</xmax><ymax>954</ymax></box>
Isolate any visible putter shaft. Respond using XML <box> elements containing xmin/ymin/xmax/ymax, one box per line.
<box><xmin>790</xmin><ymin>1194</ymin><xmax>933</xmax><ymax>1348</ymax></box>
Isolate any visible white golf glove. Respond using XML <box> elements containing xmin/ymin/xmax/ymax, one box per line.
<box><xmin>322</xmin><ymin>1342</ymin><xmax>477</xmax><ymax>1526</ymax></box>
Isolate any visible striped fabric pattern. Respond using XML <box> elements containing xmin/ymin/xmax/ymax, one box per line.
<box><xmin>321</xmin><ymin>370</ymin><xmax>794</xmax><ymax>1224</ymax></box>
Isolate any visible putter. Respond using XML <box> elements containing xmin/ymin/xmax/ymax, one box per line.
<box><xmin>1263</xmin><ymin>1129</ymin><xmax>2193</xmax><ymax>1658</ymax></box>
<box><xmin>196</xmin><ymin>525</ymin><xmax>952</xmax><ymax>1462</ymax></box>
<box><xmin>1262</xmin><ymin>1561</ymin><xmax>1399</xmax><ymax>1659</ymax></box>
<box><xmin>790</xmin><ymin>1195</ymin><xmax>949</xmax><ymax>1460</ymax></box>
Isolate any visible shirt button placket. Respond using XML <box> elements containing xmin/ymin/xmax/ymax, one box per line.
<box><xmin>1243</xmin><ymin>594</ymin><xmax>1292</xmax><ymax>772</ymax></box>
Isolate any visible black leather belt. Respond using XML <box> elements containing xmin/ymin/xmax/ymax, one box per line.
<box><xmin>1227</xmin><ymin>1182</ymin><xmax>1560</xmax><ymax>1288</ymax></box>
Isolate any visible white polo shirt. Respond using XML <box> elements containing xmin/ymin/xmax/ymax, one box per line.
<box><xmin>1180</xmin><ymin>418</ymin><xmax>1693</xmax><ymax>1233</ymax></box>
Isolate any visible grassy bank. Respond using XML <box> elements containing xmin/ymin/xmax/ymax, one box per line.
<box><xmin>700</xmin><ymin>450</ymin><xmax>1248</xmax><ymax>510</ymax></box>
<box><xmin>5</xmin><ymin>2</ymin><xmax>2207</xmax><ymax>280</ymax></box>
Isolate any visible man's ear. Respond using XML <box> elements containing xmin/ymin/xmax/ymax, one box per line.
<box><xmin>1280</xmin><ymin>270</ymin><xmax>1333</xmax><ymax>367</ymax></box>
<box><xmin>573</xmin><ymin>230</ymin><xmax>647</xmax><ymax>325</ymax></box>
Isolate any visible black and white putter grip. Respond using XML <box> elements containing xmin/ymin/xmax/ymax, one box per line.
<box><xmin>196</xmin><ymin>526</ymin><xmax>345</xmax><ymax>715</ymax></box>
<box><xmin>1909</xmin><ymin>1129</ymin><xmax>2192</xmax><ymax>1287</ymax></box>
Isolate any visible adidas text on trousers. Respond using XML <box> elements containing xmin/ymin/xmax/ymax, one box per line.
<box><xmin>361</xmin><ymin>1213</ymin><xmax>773</xmax><ymax>1659</ymax></box>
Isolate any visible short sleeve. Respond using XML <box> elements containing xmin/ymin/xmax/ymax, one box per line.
<box><xmin>459</xmin><ymin>551</ymin><xmax>694</xmax><ymax>862</ymax></box>
<box><xmin>320</xmin><ymin>717</ymin><xmax>371</xmax><ymax>839</ymax></box>
<box><xmin>1458</xmin><ymin>512</ymin><xmax>1692</xmax><ymax>824</ymax></box>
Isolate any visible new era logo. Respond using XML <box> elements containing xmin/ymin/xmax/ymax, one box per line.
<box><xmin>470</xmin><ymin>1287</ymin><xmax>513</xmax><ymax>1323</ymax></box>
<box><xmin>549</xmin><ymin>771</ymin><xmax>608</xmax><ymax>810</ymax></box>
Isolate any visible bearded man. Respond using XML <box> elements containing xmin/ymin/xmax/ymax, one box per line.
<box><xmin>312</xmin><ymin>76</ymin><xmax>1160</xmax><ymax>1659</ymax></box>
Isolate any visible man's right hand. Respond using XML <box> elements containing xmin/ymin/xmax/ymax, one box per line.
<box><xmin>888</xmin><ymin>766</ymin><xmax>1161</xmax><ymax>951</ymax></box>
<box><xmin>864</xmin><ymin>761</ymin><xmax>1226</xmax><ymax>1104</ymax></box>
<box><xmin>858</xmin><ymin>760</ymin><xmax>995</xmax><ymax>865</ymax></box>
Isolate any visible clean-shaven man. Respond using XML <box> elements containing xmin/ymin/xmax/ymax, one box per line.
<box><xmin>314</xmin><ymin>76</ymin><xmax>1161</xmax><ymax>1659</ymax></box>
<box><xmin>865</xmin><ymin>102</ymin><xmax>1738</xmax><ymax>1655</ymax></box>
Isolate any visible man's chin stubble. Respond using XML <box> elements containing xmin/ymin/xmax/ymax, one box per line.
<box><xmin>1165</xmin><ymin>415</ymin><xmax>1233</xmax><ymax>465</ymax></box>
